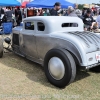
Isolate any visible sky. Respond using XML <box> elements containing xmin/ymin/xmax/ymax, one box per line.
<box><xmin>68</xmin><ymin>0</ymin><xmax>100</xmax><ymax>4</ymax></box>
<box><xmin>17</xmin><ymin>0</ymin><xmax>100</xmax><ymax>4</ymax></box>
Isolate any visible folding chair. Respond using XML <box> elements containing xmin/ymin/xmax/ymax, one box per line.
<box><xmin>0</xmin><ymin>22</ymin><xmax>12</xmax><ymax>35</ymax></box>
<box><xmin>0</xmin><ymin>22</ymin><xmax>13</xmax><ymax>53</ymax></box>
<box><xmin>0</xmin><ymin>22</ymin><xmax>13</xmax><ymax>42</ymax></box>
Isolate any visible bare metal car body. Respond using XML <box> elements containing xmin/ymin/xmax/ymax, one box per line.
<box><xmin>1</xmin><ymin>16</ymin><xmax>100</xmax><ymax>88</ymax></box>
<box><xmin>12</xmin><ymin>16</ymin><xmax>100</xmax><ymax>69</ymax></box>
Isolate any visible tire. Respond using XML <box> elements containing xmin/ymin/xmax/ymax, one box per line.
<box><xmin>44</xmin><ymin>49</ymin><xmax>76</xmax><ymax>88</ymax></box>
<box><xmin>0</xmin><ymin>50</ymin><xmax>3</xmax><ymax>58</ymax></box>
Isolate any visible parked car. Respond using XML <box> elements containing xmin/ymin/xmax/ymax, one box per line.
<box><xmin>0</xmin><ymin>16</ymin><xmax>100</xmax><ymax>88</ymax></box>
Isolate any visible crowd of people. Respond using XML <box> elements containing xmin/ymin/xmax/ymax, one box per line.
<box><xmin>0</xmin><ymin>2</ymin><xmax>100</xmax><ymax>32</ymax></box>
<box><xmin>49</xmin><ymin>2</ymin><xmax>100</xmax><ymax>31</ymax></box>
<box><xmin>0</xmin><ymin>7</ymin><xmax>23</xmax><ymax>26</ymax></box>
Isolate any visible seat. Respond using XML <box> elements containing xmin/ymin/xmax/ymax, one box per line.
<box><xmin>0</xmin><ymin>22</ymin><xmax>12</xmax><ymax>35</ymax></box>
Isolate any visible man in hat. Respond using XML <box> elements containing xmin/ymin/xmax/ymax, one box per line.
<box><xmin>83</xmin><ymin>9</ymin><xmax>94</xmax><ymax>30</ymax></box>
<box><xmin>50</xmin><ymin>2</ymin><xmax>61</xmax><ymax>16</ymax></box>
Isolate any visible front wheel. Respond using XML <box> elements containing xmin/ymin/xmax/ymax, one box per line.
<box><xmin>44</xmin><ymin>49</ymin><xmax>76</xmax><ymax>88</ymax></box>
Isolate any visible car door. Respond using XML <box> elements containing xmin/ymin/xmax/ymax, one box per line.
<box><xmin>20</xmin><ymin>21</ymin><xmax>38</xmax><ymax>58</ymax></box>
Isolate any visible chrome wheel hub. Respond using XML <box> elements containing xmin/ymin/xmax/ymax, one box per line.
<box><xmin>48</xmin><ymin>57</ymin><xmax>65</xmax><ymax>80</ymax></box>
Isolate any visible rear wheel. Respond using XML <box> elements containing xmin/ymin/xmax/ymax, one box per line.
<box><xmin>44</xmin><ymin>49</ymin><xmax>76</xmax><ymax>88</ymax></box>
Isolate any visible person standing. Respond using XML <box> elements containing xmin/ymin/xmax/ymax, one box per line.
<box><xmin>83</xmin><ymin>9</ymin><xmax>94</xmax><ymax>31</ymax></box>
<box><xmin>50</xmin><ymin>2</ymin><xmax>61</xmax><ymax>16</ymax></box>
<box><xmin>67</xmin><ymin>6</ymin><xmax>78</xmax><ymax>17</ymax></box>
<box><xmin>15</xmin><ymin>8</ymin><xmax>18</xmax><ymax>24</ymax></box>
<box><xmin>16</xmin><ymin>7</ymin><xmax>22</xmax><ymax>26</ymax></box>
<box><xmin>5</xmin><ymin>7</ymin><xmax>14</xmax><ymax>22</ymax></box>
<box><xmin>22</xmin><ymin>8</ymin><xmax>26</xmax><ymax>18</ymax></box>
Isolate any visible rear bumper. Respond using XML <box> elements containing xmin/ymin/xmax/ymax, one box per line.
<box><xmin>85</xmin><ymin>62</ymin><xmax>100</xmax><ymax>70</ymax></box>
<box><xmin>80</xmin><ymin>50</ymin><xmax>100</xmax><ymax>70</ymax></box>
<box><xmin>80</xmin><ymin>62</ymin><xmax>100</xmax><ymax>71</ymax></box>
<box><xmin>83</xmin><ymin>51</ymin><xmax>100</xmax><ymax>68</ymax></box>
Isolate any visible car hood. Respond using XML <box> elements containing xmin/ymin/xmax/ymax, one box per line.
<box><xmin>12</xmin><ymin>26</ymin><xmax>23</xmax><ymax>34</ymax></box>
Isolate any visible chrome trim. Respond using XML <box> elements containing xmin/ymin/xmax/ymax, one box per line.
<box><xmin>86</xmin><ymin>63</ymin><xmax>100</xmax><ymax>70</ymax></box>
<box><xmin>48</xmin><ymin>57</ymin><xmax>65</xmax><ymax>80</ymax></box>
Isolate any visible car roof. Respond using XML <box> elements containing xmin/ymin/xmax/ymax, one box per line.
<box><xmin>23</xmin><ymin>16</ymin><xmax>84</xmax><ymax>32</ymax></box>
<box><xmin>23</xmin><ymin>16</ymin><xmax>82</xmax><ymax>23</ymax></box>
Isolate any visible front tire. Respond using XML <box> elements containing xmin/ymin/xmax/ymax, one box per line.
<box><xmin>44</xmin><ymin>49</ymin><xmax>76</xmax><ymax>88</ymax></box>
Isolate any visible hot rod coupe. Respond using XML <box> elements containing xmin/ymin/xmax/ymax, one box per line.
<box><xmin>0</xmin><ymin>16</ymin><xmax>100</xmax><ymax>88</ymax></box>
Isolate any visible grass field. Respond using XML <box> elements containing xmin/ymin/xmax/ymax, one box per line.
<box><xmin>0</xmin><ymin>52</ymin><xmax>100</xmax><ymax>100</ymax></box>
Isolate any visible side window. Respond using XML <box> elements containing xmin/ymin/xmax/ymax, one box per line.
<box><xmin>37</xmin><ymin>22</ymin><xmax>45</xmax><ymax>31</ymax></box>
<box><xmin>62</xmin><ymin>23</ymin><xmax>78</xmax><ymax>27</ymax></box>
<box><xmin>25</xmin><ymin>22</ymin><xmax>34</xmax><ymax>30</ymax></box>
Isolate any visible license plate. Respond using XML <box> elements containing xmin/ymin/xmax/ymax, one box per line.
<box><xmin>96</xmin><ymin>54</ymin><xmax>100</xmax><ymax>61</ymax></box>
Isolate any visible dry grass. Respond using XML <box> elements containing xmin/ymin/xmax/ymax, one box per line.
<box><xmin>0</xmin><ymin>52</ymin><xmax>100</xmax><ymax>100</ymax></box>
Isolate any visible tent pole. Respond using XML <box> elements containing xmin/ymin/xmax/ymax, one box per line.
<box><xmin>21</xmin><ymin>0</ymin><xmax>23</xmax><ymax>4</ymax></box>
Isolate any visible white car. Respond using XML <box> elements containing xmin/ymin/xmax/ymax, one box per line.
<box><xmin>0</xmin><ymin>16</ymin><xmax>100</xmax><ymax>88</ymax></box>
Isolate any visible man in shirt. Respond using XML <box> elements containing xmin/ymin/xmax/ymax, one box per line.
<box><xmin>5</xmin><ymin>7</ymin><xmax>14</xmax><ymax>22</ymax></box>
<box><xmin>67</xmin><ymin>6</ymin><xmax>78</xmax><ymax>17</ymax></box>
<box><xmin>50</xmin><ymin>2</ymin><xmax>61</xmax><ymax>16</ymax></box>
<box><xmin>16</xmin><ymin>7</ymin><xmax>22</xmax><ymax>26</ymax></box>
<box><xmin>83</xmin><ymin>9</ymin><xmax>94</xmax><ymax>30</ymax></box>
